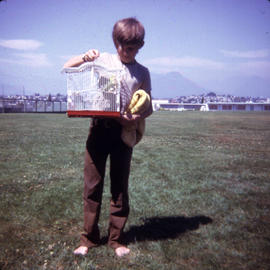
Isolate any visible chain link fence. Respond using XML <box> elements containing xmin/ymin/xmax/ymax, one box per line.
<box><xmin>0</xmin><ymin>99</ymin><xmax>67</xmax><ymax>113</ymax></box>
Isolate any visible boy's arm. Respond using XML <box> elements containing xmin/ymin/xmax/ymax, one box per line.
<box><xmin>140</xmin><ymin>68</ymin><xmax>153</xmax><ymax>119</ymax></box>
<box><xmin>119</xmin><ymin>68</ymin><xmax>153</xmax><ymax>124</ymax></box>
<box><xmin>117</xmin><ymin>98</ymin><xmax>153</xmax><ymax>126</ymax></box>
<box><xmin>140</xmin><ymin>99</ymin><xmax>153</xmax><ymax>119</ymax></box>
<box><xmin>63</xmin><ymin>49</ymin><xmax>100</xmax><ymax>68</ymax></box>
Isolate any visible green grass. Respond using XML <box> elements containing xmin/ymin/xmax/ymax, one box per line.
<box><xmin>0</xmin><ymin>112</ymin><xmax>270</xmax><ymax>270</ymax></box>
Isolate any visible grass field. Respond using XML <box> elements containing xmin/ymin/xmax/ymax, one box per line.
<box><xmin>0</xmin><ymin>112</ymin><xmax>270</xmax><ymax>270</ymax></box>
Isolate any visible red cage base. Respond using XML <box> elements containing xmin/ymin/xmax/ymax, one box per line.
<box><xmin>67</xmin><ymin>110</ymin><xmax>121</xmax><ymax>118</ymax></box>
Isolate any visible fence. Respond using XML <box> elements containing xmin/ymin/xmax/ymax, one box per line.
<box><xmin>0</xmin><ymin>99</ymin><xmax>67</xmax><ymax>113</ymax></box>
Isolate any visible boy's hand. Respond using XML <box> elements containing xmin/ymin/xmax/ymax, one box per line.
<box><xmin>63</xmin><ymin>49</ymin><xmax>100</xmax><ymax>68</ymax></box>
<box><xmin>83</xmin><ymin>49</ymin><xmax>100</xmax><ymax>62</ymax></box>
<box><xmin>117</xmin><ymin>113</ymin><xmax>141</xmax><ymax>126</ymax></box>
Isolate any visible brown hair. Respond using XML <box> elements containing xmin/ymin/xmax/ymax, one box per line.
<box><xmin>112</xmin><ymin>17</ymin><xmax>145</xmax><ymax>49</ymax></box>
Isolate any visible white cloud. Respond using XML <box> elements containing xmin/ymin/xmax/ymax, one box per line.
<box><xmin>143</xmin><ymin>55</ymin><xmax>270</xmax><ymax>81</ymax></box>
<box><xmin>59</xmin><ymin>55</ymin><xmax>76</xmax><ymax>60</ymax></box>
<box><xmin>220</xmin><ymin>49</ymin><xmax>270</xmax><ymax>58</ymax></box>
<box><xmin>0</xmin><ymin>39</ymin><xmax>43</xmax><ymax>50</ymax></box>
<box><xmin>144</xmin><ymin>56</ymin><xmax>225</xmax><ymax>71</ymax></box>
<box><xmin>16</xmin><ymin>53</ymin><xmax>51</xmax><ymax>67</ymax></box>
<box><xmin>0</xmin><ymin>39</ymin><xmax>51</xmax><ymax>67</ymax></box>
<box><xmin>0</xmin><ymin>53</ymin><xmax>51</xmax><ymax>67</ymax></box>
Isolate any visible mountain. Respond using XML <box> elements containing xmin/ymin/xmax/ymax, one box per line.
<box><xmin>150</xmin><ymin>72</ymin><xmax>205</xmax><ymax>99</ymax></box>
<box><xmin>2</xmin><ymin>69</ymin><xmax>268</xmax><ymax>98</ymax></box>
<box><xmin>150</xmin><ymin>72</ymin><xmax>270</xmax><ymax>99</ymax></box>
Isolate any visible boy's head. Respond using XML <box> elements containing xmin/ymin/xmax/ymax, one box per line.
<box><xmin>113</xmin><ymin>17</ymin><xmax>145</xmax><ymax>49</ymax></box>
<box><xmin>112</xmin><ymin>17</ymin><xmax>145</xmax><ymax>63</ymax></box>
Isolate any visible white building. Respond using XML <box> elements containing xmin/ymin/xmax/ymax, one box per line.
<box><xmin>155</xmin><ymin>102</ymin><xmax>270</xmax><ymax>112</ymax></box>
<box><xmin>152</xmin><ymin>99</ymin><xmax>170</xmax><ymax>111</ymax></box>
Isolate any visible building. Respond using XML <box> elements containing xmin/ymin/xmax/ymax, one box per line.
<box><xmin>207</xmin><ymin>102</ymin><xmax>270</xmax><ymax>111</ymax></box>
<box><xmin>152</xmin><ymin>99</ymin><xmax>170</xmax><ymax>111</ymax></box>
<box><xmin>155</xmin><ymin>101</ymin><xmax>270</xmax><ymax>112</ymax></box>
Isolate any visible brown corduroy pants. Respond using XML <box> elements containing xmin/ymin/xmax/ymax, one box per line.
<box><xmin>80</xmin><ymin>119</ymin><xmax>133</xmax><ymax>249</ymax></box>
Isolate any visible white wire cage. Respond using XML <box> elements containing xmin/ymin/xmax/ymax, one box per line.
<box><xmin>63</xmin><ymin>62</ymin><xmax>123</xmax><ymax>117</ymax></box>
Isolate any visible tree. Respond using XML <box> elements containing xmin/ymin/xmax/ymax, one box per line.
<box><xmin>206</xmin><ymin>92</ymin><xmax>216</xmax><ymax>97</ymax></box>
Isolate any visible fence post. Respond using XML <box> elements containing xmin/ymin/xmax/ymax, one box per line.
<box><xmin>1</xmin><ymin>100</ymin><xmax>4</xmax><ymax>113</ymax></box>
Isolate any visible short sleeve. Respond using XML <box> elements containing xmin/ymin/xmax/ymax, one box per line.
<box><xmin>140</xmin><ymin>68</ymin><xmax>153</xmax><ymax>118</ymax></box>
<box><xmin>140</xmin><ymin>68</ymin><xmax>152</xmax><ymax>95</ymax></box>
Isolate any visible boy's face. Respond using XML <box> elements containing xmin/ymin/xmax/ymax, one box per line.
<box><xmin>117</xmin><ymin>44</ymin><xmax>140</xmax><ymax>64</ymax></box>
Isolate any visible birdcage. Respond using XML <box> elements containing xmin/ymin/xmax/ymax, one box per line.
<box><xmin>63</xmin><ymin>62</ymin><xmax>123</xmax><ymax>117</ymax></box>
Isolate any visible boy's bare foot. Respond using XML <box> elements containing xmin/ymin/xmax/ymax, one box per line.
<box><xmin>73</xmin><ymin>246</ymin><xmax>88</xmax><ymax>255</ymax></box>
<box><xmin>115</xmin><ymin>246</ymin><xmax>130</xmax><ymax>257</ymax></box>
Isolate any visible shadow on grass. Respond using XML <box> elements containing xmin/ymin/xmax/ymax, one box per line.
<box><xmin>123</xmin><ymin>215</ymin><xmax>213</xmax><ymax>244</ymax></box>
<box><xmin>100</xmin><ymin>215</ymin><xmax>213</xmax><ymax>245</ymax></box>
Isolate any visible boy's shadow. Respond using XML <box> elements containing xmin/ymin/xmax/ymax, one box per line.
<box><xmin>124</xmin><ymin>215</ymin><xmax>213</xmax><ymax>244</ymax></box>
<box><xmin>101</xmin><ymin>215</ymin><xmax>212</xmax><ymax>245</ymax></box>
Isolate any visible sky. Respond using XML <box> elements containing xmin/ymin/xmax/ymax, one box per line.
<box><xmin>0</xmin><ymin>0</ymin><xmax>270</xmax><ymax>97</ymax></box>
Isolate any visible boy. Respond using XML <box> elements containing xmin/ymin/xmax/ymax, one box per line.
<box><xmin>63</xmin><ymin>17</ymin><xmax>152</xmax><ymax>257</ymax></box>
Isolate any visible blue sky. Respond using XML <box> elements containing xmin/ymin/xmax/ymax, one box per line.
<box><xmin>0</xmin><ymin>0</ymin><xmax>270</xmax><ymax>96</ymax></box>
